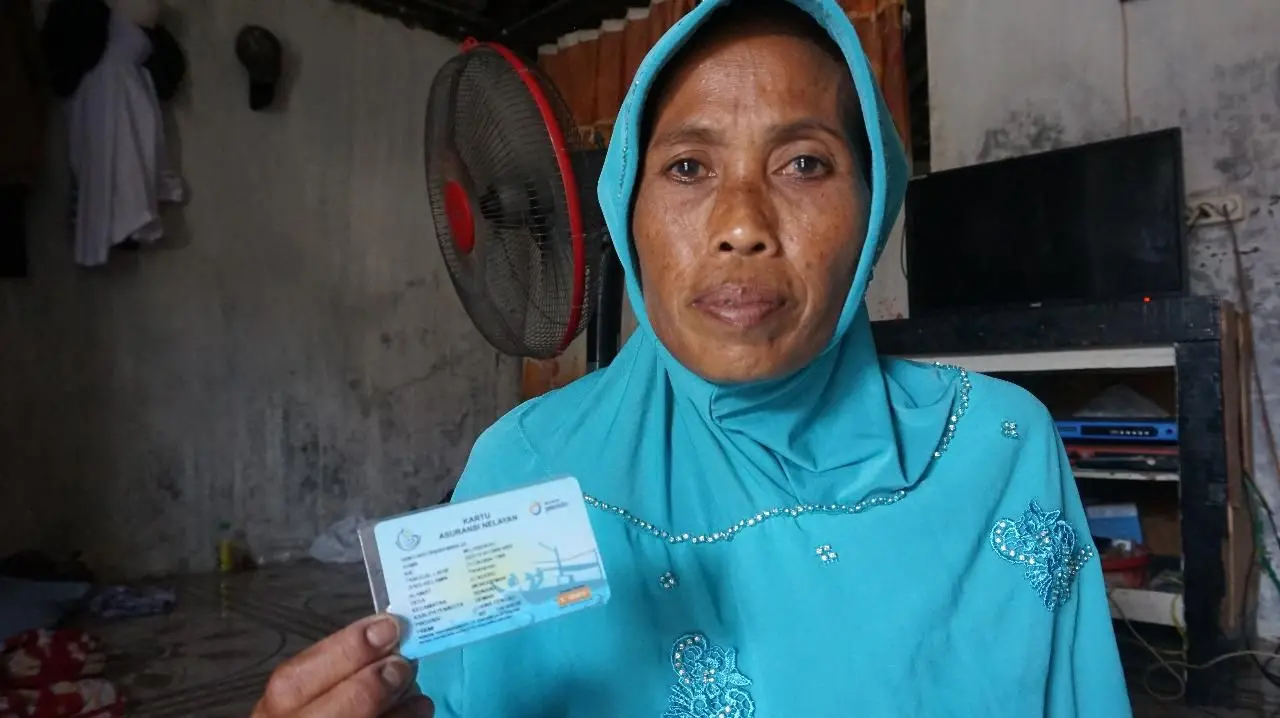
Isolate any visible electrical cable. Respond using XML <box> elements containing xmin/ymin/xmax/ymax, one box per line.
<box><xmin>1120</xmin><ymin>1</ymin><xmax>1133</xmax><ymax>134</ymax></box>
<box><xmin>1244</xmin><ymin>469</ymin><xmax>1280</xmax><ymax>692</ymax></box>
<box><xmin>1111</xmin><ymin>474</ymin><xmax>1280</xmax><ymax>707</ymax></box>
<box><xmin>1220</xmin><ymin>206</ymin><xmax>1280</xmax><ymax>693</ymax></box>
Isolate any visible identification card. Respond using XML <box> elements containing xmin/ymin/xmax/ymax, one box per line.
<box><xmin>359</xmin><ymin>476</ymin><xmax>610</xmax><ymax>660</ymax></box>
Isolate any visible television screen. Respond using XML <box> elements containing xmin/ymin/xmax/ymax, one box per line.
<box><xmin>904</xmin><ymin>128</ymin><xmax>1186</xmax><ymax>315</ymax></box>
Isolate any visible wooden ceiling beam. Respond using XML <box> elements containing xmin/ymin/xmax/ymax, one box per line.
<box><xmin>332</xmin><ymin>0</ymin><xmax>498</xmax><ymax>39</ymax></box>
<box><xmin>493</xmin><ymin>0</ymin><xmax>638</xmax><ymax>53</ymax></box>
<box><xmin>331</xmin><ymin>0</ymin><xmax>646</xmax><ymax>54</ymax></box>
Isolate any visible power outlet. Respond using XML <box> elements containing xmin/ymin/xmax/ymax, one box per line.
<box><xmin>1187</xmin><ymin>194</ymin><xmax>1246</xmax><ymax>227</ymax></box>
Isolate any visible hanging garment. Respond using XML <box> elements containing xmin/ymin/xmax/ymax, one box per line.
<box><xmin>40</xmin><ymin>0</ymin><xmax>109</xmax><ymax>99</ymax></box>
<box><xmin>42</xmin><ymin>0</ymin><xmax>185</xmax><ymax>100</ymax></box>
<box><xmin>66</xmin><ymin>11</ymin><xmax>184</xmax><ymax>267</ymax></box>
<box><xmin>143</xmin><ymin>25</ymin><xmax>185</xmax><ymax>102</ymax></box>
<box><xmin>0</xmin><ymin>186</ymin><xmax>29</xmax><ymax>278</ymax></box>
<box><xmin>0</xmin><ymin>0</ymin><xmax>48</xmax><ymax>277</ymax></box>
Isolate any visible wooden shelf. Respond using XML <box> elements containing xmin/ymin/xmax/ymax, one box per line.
<box><xmin>900</xmin><ymin>346</ymin><xmax>1176</xmax><ymax>374</ymax></box>
<box><xmin>874</xmin><ymin>297</ymin><xmax>1248</xmax><ymax>707</ymax></box>
<box><xmin>1074</xmin><ymin>469</ymin><xmax>1179</xmax><ymax>482</ymax></box>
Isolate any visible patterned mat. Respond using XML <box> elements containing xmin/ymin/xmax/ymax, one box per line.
<box><xmin>80</xmin><ymin>563</ymin><xmax>369</xmax><ymax>717</ymax></box>
<box><xmin>76</xmin><ymin>561</ymin><xmax>1274</xmax><ymax>717</ymax></box>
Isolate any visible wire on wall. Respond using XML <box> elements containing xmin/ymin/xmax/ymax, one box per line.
<box><xmin>1119</xmin><ymin>0</ymin><xmax>1133</xmax><ymax>134</ymax></box>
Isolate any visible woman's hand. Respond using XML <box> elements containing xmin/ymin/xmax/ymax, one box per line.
<box><xmin>251</xmin><ymin>615</ymin><xmax>434</xmax><ymax>718</ymax></box>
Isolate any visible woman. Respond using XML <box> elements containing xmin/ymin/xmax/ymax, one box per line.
<box><xmin>252</xmin><ymin>0</ymin><xmax>1131</xmax><ymax>716</ymax></box>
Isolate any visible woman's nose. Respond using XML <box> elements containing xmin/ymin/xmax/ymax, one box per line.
<box><xmin>708</xmin><ymin>181</ymin><xmax>780</xmax><ymax>257</ymax></box>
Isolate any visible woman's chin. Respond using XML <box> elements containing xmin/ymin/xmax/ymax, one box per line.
<box><xmin>650</xmin><ymin>312</ymin><xmax>825</xmax><ymax>384</ymax></box>
<box><xmin>673</xmin><ymin>342</ymin><xmax>805</xmax><ymax>385</ymax></box>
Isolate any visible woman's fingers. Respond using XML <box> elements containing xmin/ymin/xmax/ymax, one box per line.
<box><xmin>295</xmin><ymin>656</ymin><xmax>416</xmax><ymax>718</ymax></box>
<box><xmin>257</xmin><ymin>615</ymin><xmax>402</xmax><ymax>715</ymax></box>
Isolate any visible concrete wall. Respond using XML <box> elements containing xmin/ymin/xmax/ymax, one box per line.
<box><xmin>926</xmin><ymin>0</ymin><xmax>1280</xmax><ymax>634</ymax></box>
<box><xmin>0</xmin><ymin>0</ymin><xmax>520</xmax><ymax>578</ymax></box>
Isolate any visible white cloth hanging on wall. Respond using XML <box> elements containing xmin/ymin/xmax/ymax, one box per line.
<box><xmin>67</xmin><ymin>10</ymin><xmax>183</xmax><ymax>267</ymax></box>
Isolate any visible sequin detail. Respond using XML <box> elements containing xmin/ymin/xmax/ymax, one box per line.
<box><xmin>619</xmin><ymin>135</ymin><xmax>630</xmax><ymax>186</ymax></box>
<box><xmin>932</xmin><ymin>364</ymin><xmax>971</xmax><ymax>458</ymax></box>
<box><xmin>990</xmin><ymin>501</ymin><xmax>1095</xmax><ymax>611</ymax></box>
<box><xmin>816</xmin><ymin>545</ymin><xmax>839</xmax><ymax>564</ymax></box>
<box><xmin>660</xmin><ymin>571</ymin><xmax>679</xmax><ymax>590</ymax></box>
<box><xmin>583</xmin><ymin>364</ymin><xmax>971</xmax><ymax>546</ymax></box>
<box><xmin>664</xmin><ymin>633</ymin><xmax>755</xmax><ymax>718</ymax></box>
<box><xmin>1001</xmin><ymin>420</ymin><xmax>1020</xmax><ymax>439</ymax></box>
<box><xmin>584</xmin><ymin>490</ymin><xmax>906</xmax><ymax>546</ymax></box>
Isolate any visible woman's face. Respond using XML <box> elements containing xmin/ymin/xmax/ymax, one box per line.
<box><xmin>632</xmin><ymin>25</ymin><xmax>868</xmax><ymax>384</ymax></box>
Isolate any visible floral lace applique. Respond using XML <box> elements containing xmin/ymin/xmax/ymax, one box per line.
<box><xmin>663</xmin><ymin>633</ymin><xmax>755</xmax><ymax>718</ymax></box>
<box><xmin>990</xmin><ymin>500</ymin><xmax>1095</xmax><ymax>611</ymax></box>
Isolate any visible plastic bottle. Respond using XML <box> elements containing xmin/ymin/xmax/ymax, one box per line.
<box><xmin>217</xmin><ymin>521</ymin><xmax>236</xmax><ymax>573</ymax></box>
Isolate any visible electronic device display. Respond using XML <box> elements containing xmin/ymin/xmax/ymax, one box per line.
<box><xmin>905</xmin><ymin>128</ymin><xmax>1186</xmax><ymax>315</ymax></box>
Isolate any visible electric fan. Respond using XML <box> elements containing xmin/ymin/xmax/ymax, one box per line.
<box><xmin>425</xmin><ymin>39</ymin><xmax>624</xmax><ymax>366</ymax></box>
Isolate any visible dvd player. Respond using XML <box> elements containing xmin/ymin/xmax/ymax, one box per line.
<box><xmin>1056</xmin><ymin>419</ymin><xmax>1178</xmax><ymax>443</ymax></box>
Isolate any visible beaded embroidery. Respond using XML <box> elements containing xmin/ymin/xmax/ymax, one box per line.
<box><xmin>664</xmin><ymin>633</ymin><xmax>755</xmax><ymax>718</ymax></box>
<box><xmin>931</xmin><ymin>364</ymin><xmax>971</xmax><ymax>459</ymax></box>
<box><xmin>1001</xmin><ymin>420</ymin><xmax>1020</xmax><ymax>440</ymax></box>
<box><xmin>583</xmin><ymin>364</ymin><xmax>970</xmax><ymax>546</ymax></box>
<box><xmin>584</xmin><ymin>490</ymin><xmax>906</xmax><ymax>546</ymax></box>
<box><xmin>990</xmin><ymin>501</ymin><xmax>1095</xmax><ymax>611</ymax></box>
<box><xmin>816</xmin><ymin>545</ymin><xmax>839</xmax><ymax>564</ymax></box>
<box><xmin>660</xmin><ymin>571</ymin><xmax>679</xmax><ymax>590</ymax></box>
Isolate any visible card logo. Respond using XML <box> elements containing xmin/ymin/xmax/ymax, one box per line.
<box><xmin>529</xmin><ymin>501</ymin><xmax>543</xmax><ymax>516</ymax></box>
<box><xmin>557</xmin><ymin>586</ymin><xmax>592</xmax><ymax>608</ymax></box>
<box><xmin>396</xmin><ymin>528</ymin><xmax>421</xmax><ymax>551</ymax></box>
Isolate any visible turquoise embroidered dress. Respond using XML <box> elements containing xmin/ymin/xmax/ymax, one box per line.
<box><xmin>415</xmin><ymin>0</ymin><xmax>1131</xmax><ymax>715</ymax></box>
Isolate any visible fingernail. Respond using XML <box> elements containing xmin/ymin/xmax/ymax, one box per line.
<box><xmin>381</xmin><ymin>658</ymin><xmax>413</xmax><ymax>690</ymax></box>
<box><xmin>366</xmin><ymin>617</ymin><xmax>399</xmax><ymax>649</ymax></box>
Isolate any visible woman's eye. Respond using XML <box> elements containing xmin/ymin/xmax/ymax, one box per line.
<box><xmin>786</xmin><ymin>155</ymin><xmax>830</xmax><ymax>177</ymax></box>
<box><xmin>666</xmin><ymin>158</ymin><xmax>707</xmax><ymax>181</ymax></box>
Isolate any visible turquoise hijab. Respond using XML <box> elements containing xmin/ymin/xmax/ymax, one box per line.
<box><xmin>596</xmin><ymin>0</ymin><xmax>957</xmax><ymax>490</ymax></box>
<box><xmin>418</xmin><ymin>1</ymin><xmax>1131</xmax><ymax>715</ymax></box>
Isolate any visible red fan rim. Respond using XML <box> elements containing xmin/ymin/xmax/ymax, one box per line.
<box><xmin>460</xmin><ymin>38</ymin><xmax>587</xmax><ymax>356</ymax></box>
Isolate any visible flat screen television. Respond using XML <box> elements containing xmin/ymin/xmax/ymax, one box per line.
<box><xmin>903</xmin><ymin>128</ymin><xmax>1186</xmax><ymax>315</ymax></box>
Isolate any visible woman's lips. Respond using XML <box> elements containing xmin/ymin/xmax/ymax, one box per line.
<box><xmin>691</xmin><ymin>284</ymin><xmax>785</xmax><ymax>329</ymax></box>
